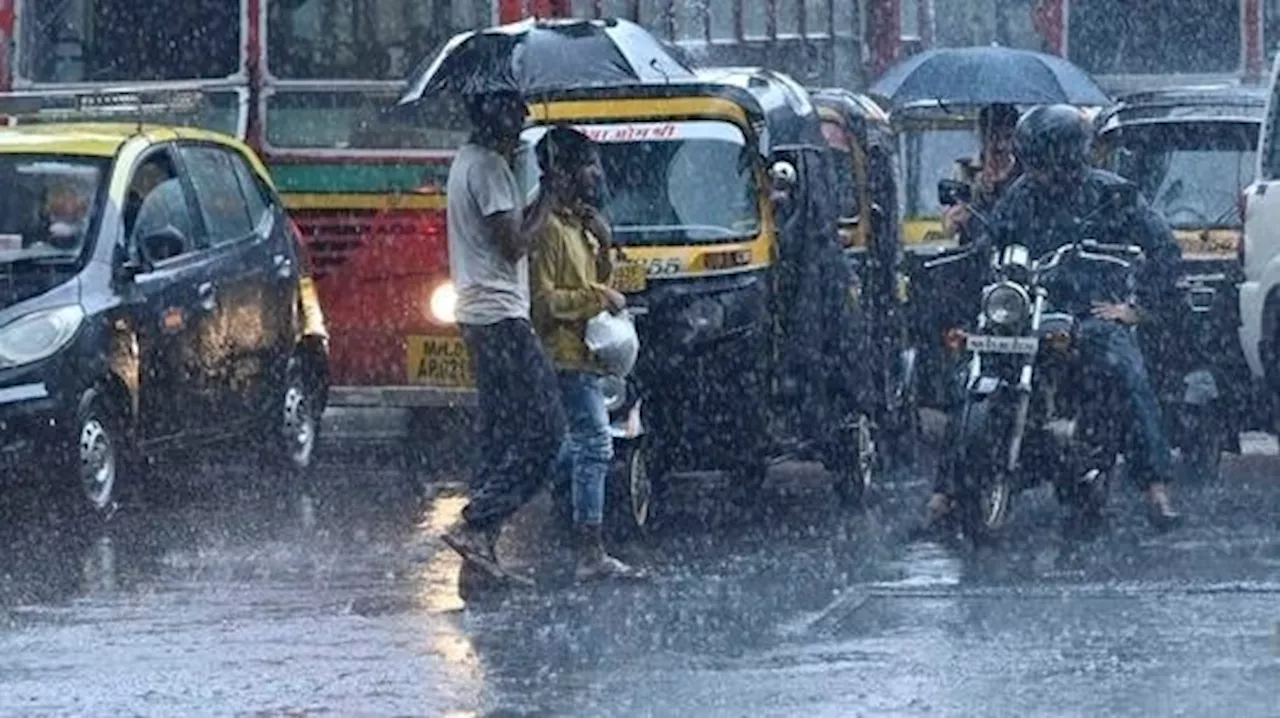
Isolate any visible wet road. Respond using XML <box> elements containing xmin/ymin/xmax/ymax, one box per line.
<box><xmin>2</xmin><ymin>412</ymin><xmax>1279</xmax><ymax>717</ymax></box>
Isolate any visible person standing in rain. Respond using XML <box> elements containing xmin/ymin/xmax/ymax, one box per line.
<box><xmin>441</xmin><ymin>90</ymin><xmax>566</xmax><ymax>584</ymax></box>
<box><xmin>941</xmin><ymin>103</ymin><xmax>1022</xmax><ymax>243</ymax></box>
<box><xmin>529</xmin><ymin>126</ymin><xmax>646</xmax><ymax>582</ymax></box>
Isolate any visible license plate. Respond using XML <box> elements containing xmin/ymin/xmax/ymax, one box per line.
<box><xmin>406</xmin><ymin>336</ymin><xmax>474</xmax><ymax>386</ymax></box>
<box><xmin>611</xmin><ymin>262</ymin><xmax>648</xmax><ymax>293</ymax></box>
<box><xmin>966</xmin><ymin>335</ymin><xmax>1039</xmax><ymax>355</ymax></box>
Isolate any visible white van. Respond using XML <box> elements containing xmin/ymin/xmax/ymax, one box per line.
<box><xmin>1239</xmin><ymin>58</ymin><xmax>1280</xmax><ymax>428</ymax></box>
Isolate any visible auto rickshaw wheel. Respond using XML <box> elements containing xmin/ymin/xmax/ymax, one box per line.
<box><xmin>884</xmin><ymin>387</ymin><xmax>921</xmax><ymax>479</ymax></box>
<box><xmin>833</xmin><ymin>413</ymin><xmax>877</xmax><ymax>508</ymax></box>
<box><xmin>606</xmin><ymin>438</ymin><xmax>652</xmax><ymax>542</ymax></box>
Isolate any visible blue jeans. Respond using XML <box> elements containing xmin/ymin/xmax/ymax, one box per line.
<box><xmin>1075</xmin><ymin>318</ymin><xmax>1175</xmax><ymax>488</ymax></box>
<box><xmin>555</xmin><ymin>372</ymin><xmax>614</xmax><ymax>525</ymax></box>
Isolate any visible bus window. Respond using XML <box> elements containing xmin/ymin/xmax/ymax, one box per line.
<box><xmin>20</xmin><ymin>0</ymin><xmax>240</xmax><ymax>83</ymax></box>
<box><xmin>263</xmin><ymin>90</ymin><xmax>469</xmax><ymax>152</ymax></box>
<box><xmin>267</xmin><ymin>0</ymin><xmax>484</xmax><ymax>80</ymax></box>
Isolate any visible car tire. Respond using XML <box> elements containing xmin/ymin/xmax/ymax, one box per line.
<box><xmin>271</xmin><ymin>356</ymin><xmax>322</xmax><ymax>478</ymax></box>
<box><xmin>68</xmin><ymin>388</ymin><xmax>129</xmax><ymax>521</ymax></box>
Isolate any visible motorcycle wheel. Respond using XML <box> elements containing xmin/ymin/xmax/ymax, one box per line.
<box><xmin>953</xmin><ymin>399</ymin><xmax>1014</xmax><ymax>545</ymax></box>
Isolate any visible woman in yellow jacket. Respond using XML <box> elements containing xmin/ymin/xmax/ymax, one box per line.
<box><xmin>530</xmin><ymin>126</ymin><xmax>645</xmax><ymax>581</ymax></box>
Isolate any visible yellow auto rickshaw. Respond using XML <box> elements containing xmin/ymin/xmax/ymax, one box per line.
<box><xmin>1093</xmin><ymin>84</ymin><xmax>1266</xmax><ymax>463</ymax></box>
<box><xmin>810</xmin><ymin>87</ymin><xmax>919</xmax><ymax>464</ymax></box>
<box><xmin>522</xmin><ymin>68</ymin><xmax>884</xmax><ymax>533</ymax></box>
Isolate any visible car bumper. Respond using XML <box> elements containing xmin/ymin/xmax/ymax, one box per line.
<box><xmin>0</xmin><ymin>383</ymin><xmax>67</xmax><ymax>471</ymax></box>
<box><xmin>327</xmin><ymin>385</ymin><xmax>478</xmax><ymax>408</ymax></box>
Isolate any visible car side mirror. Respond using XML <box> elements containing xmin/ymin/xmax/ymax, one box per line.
<box><xmin>938</xmin><ymin>178</ymin><xmax>971</xmax><ymax>206</ymax></box>
<box><xmin>138</xmin><ymin>225</ymin><xmax>188</xmax><ymax>265</ymax></box>
<box><xmin>114</xmin><ymin>257</ymin><xmax>148</xmax><ymax>283</ymax></box>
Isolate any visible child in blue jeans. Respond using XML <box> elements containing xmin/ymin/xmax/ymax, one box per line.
<box><xmin>530</xmin><ymin>126</ymin><xmax>645</xmax><ymax>581</ymax></box>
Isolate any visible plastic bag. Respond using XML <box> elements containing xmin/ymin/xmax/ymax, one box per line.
<box><xmin>584</xmin><ymin>310</ymin><xmax>640</xmax><ymax>377</ymax></box>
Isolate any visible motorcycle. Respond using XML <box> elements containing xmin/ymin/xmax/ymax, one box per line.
<box><xmin>929</xmin><ymin>179</ymin><xmax>1154</xmax><ymax>543</ymax></box>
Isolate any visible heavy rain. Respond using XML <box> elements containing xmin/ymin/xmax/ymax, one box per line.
<box><xmin>1</xmin><ymin>1</ymin><xmax>1280</xmax><ymax>716</ymax></box>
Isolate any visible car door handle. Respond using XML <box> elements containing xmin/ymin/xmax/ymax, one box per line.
<box><xmin>273</xmin><ymin>253</ymin><xmax>294</xmax><ymax>278</ymax></box>
<box><xmin>197</xmin><ymin>282</ymin><xmax>217</xmax><ymax>312</ymax></box>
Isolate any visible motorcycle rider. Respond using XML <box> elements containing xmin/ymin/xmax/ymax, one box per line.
<box><xmin>926</xmin><ymin>104</ymin><xmax>1182</xmax><ymax>531</ymax></box>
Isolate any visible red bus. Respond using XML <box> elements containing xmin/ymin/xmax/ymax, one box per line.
<box><xmin>0</xmin><ymin>0</ymin><xmax>878</xmax><ymax>411</ymax></box>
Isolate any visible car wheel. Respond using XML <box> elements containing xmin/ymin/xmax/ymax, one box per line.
<box><xmin>276</xmin><ymin>358</ymin><xmax>321</xmax><ymax>474</ymax></box>
<box><xmin>73</xmin><ymin>391</ymin><xmax>126</xmax><ymax>519</ymax></box>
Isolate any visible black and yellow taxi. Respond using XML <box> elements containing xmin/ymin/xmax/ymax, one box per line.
<box><xmin>0</xmin><ymin>119</ymin><xmax>328</xmax><ymax>519</ymax></box>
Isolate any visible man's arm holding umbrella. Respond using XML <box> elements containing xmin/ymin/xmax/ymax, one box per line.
<box><xmin>469</xmin><ymin>154</ymin><xmax>552</xmax><ymax>263</ymax></box>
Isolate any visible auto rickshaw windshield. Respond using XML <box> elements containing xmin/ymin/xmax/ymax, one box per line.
<box><xmin>1101</xmin><ymin>122</ymin><xmax>1257</xmax><ymax>229</ymax></box>
<box><xmin>520</xmin><ymin>119</ymin><xmax>762</xmax><ymax>244</ymax></box>
<box><xmin>901</xmin><ymin>127</ymin><xmax>980</xmax><ymax>220</ymax></box>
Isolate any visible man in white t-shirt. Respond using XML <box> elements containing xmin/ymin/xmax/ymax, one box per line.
<box><xmin>441</xmin><ymin>90</ymin><xmax>565</xmax><ymax>585</ymax></box>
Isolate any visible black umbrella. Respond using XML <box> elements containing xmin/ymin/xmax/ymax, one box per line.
<box><xmin>869</xmin><ymin>46</ymin><xmax>1110</xmax><ymax>109</ymax></box>
<box><xmin>398</xmin><ymin>18</ymin><xmax>695</xmax><ymax>104</ymax></box>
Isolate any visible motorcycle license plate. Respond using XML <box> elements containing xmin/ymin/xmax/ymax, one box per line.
<box><xmin>966</xmin><ymin>335</ymin><xmax>1039</xmax><ymax>355</ymax></box>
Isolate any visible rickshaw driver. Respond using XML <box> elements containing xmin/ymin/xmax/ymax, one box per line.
<box><xmin>926</xmin><ymin>105</ymin><xmax>1183</xmax><ymax>532</ymax></box>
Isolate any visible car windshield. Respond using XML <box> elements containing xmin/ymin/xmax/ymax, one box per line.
<box><xmin>1102</xmin><ymin>122</ymin><xmax>1257</xmax><ymax>229</ymax></box>
<box><xmin>0</xmin><ymin>156</ymin><xmax>107</xmax><ymax>264</ymax></box>
<box><xmin>520</xmin><ymin>120</ymin><xmax>761</xmax><ymax>245</ymax></box>
<box><xmin>902</xmin><ymin>127</ymin><xmax>979</xmax><ymax>220</ymax></box>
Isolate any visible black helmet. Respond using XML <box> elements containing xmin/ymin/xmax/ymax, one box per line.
<box><xmin>1014</xmin><ymin>104</ymin><xmax>1092</xmax><ymax>175</ymax></box>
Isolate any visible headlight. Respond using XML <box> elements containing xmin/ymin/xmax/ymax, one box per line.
<box><xmin>429</xmin><ymin>282</ymin><xmax>457</xmax><ymax>324</ymax></box>
<box><xmin>982</xmin><ymin>282</ymin><xmax>1031</xmax><ymax>327</ymax></box>
<box><xmin>0</xmin><ymin>305</ymin><xmax>85</xmax><ymax>369</ymax></box>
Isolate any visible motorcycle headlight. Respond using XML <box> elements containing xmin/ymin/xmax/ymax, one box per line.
<box><xmin>982</xmin><ymin>282</ymin><xmax>1031</xmax><ymax>327</ymax></box>
<box><xmin>0</xmin><ymin>305</ymin><xmax>85</xmax><ymax>369</ymax></box>
<box><xmin>428</xmin><ymin>282</ymin><xmax>457</xmax><ymax>325</ymax></box>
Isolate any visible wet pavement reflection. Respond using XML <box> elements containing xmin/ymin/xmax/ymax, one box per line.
<box><xmin>1</xmin><ymin>423</ymin><xmax>1279</xmax><ymax>717</ymax></box>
